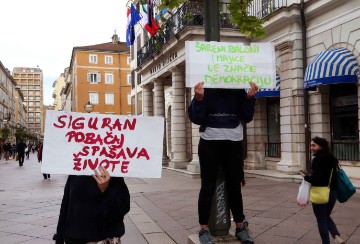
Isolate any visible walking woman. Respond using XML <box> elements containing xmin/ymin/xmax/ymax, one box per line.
<box><xmin>300</xmin><ymin>136</ymin><xmax>344</xmax><ymax>244</ymax></box>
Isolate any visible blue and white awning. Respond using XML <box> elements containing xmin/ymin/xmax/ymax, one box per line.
<box><xmin>304</xmin><ymin>48</ymin><xmax>359</xmax><ymax>90</ymax></box>
<box><xmin>255</xmin><ymin>72</ymin><xmax>280</xmax><ymax>98</ymax></box>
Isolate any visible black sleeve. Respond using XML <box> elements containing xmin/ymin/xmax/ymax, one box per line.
<box><xmin>188</xmin><ymin>97</ymin><xmax>207</xmax><ymax>125</ymax></box>
<box><xmin>99</xmin><ymin>177</ymin><xmax>130</xmax><ymax>224</ymax></box>
<box><xmin>238</xmin><ymin>91</ymin><xmax>256</xmax><ymax>123</ymax></box>
<box><xmin>53</xmin><ymin>176</ymin><xmax>71</xmax><ymax>243</ymax></box>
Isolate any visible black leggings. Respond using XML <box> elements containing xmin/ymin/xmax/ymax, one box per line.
<box><xmin>198</xmin><ymin>138</ymin><xmax>245</xmax><ymax>225</ymax></box>
<box><xmin>312</xmin><ymin>190</ymin><xmax>340</xmax><ymax>244</ymax></box>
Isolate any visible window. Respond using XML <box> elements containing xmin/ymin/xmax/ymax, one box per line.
<box><xmin>266</xmin><ymin>98</ymin><xmax>281</xmax><ymax>158</ymax></box>
<box><xmin>35</xmin><ymin>112</ymin><xmax>40</xmax><ymax>117</ymax></box>
<box><xmin>21</xmin><ymin>85</ymin><xmax>27</xmax><ymax>90</ymax></box>
<box><xmin>127</xmin><ymin>74</ymin><xmax>131</xmax><ymax>85</ymax></box>
<box><xmin>89</xmin><ymin>54</ymin><xmax>97</xmax><ymax>64</ymax></box>
<box><xmin>35</xmin><ymin>96</ymin><xmax>40</xmax><ymax>100</ymax></box>
<box><xmin>105</xmin><ymin>93</ymin><xmax>114</xmax><ymax>105</ymax></box>
<box><xmin>105</xmin><ymin>56</ymin><xmax>113</xmax><ymax>64</ymax></box>
<box><xmin>28</xmin><ymin>101</ymin><xmax>34</xmax><ymax>106</ymax></box>
<box><xmin>105</xmin><ymin>73</ymin><xmax>114</xmax><ymax>84</ymax></box>
<box><xmin>89</xmin><ymin>93</ymin><xmax>99</xmax><ymax>104</ymax></box>
<box><xmin>28</xmin><ymin>85</ymin><xmax>33</xmax><ymax>89</ymax></box>
<box><xmin>88</xmin><ymin>73</ymin><xmax>100</xmax><ymax>83</ymax></box>
<box><xmin>28</xmin><ymin>112</ymin><xmax>34</xmax><ymax>117</ymax></box>
<box><xmin>28</xmin><ymin>96</ymin><xmax>34</xmax><ymax>100</ymax></box>
<box><xmin>35</xmin><ymin>101</ymin><xmax>40</xmax><ymax>106</ymax></box>
<box><xmin>127</xmin><ymin>94</ymin><xmax>131</xmax><ymax>105</ymax></box>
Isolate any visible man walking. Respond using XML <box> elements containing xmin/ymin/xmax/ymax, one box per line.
<box><xmin>16</xmin><ymin>140</ymin><xmax>27</xmax><ymax>167</ymax></box>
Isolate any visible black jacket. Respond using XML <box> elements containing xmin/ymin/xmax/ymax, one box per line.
<box><xmin>188</xmin><ymin>88</ymin><xmax>256</xmax><ymax>128</ymax></box>
<box><xmin>53</xmin><ymin>175</ymin><xmax>130</xmax><ymax>243</ymax></box>
<box><xmin>304</xmin><ymin>154</ymin><xmax>338</xmax><ymax>190</ymax></box>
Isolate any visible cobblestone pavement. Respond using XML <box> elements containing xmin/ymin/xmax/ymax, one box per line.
<box><xmin>0</xmin><ymin>153</ymin><xmax>359</xmax><ymax>243</ymax></box>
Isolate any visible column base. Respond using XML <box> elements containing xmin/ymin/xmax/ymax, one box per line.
<box><xmin>187</xmin><ymin>160</ymin><xmax>200</xmax><ymax>173</ymax></box>
<box><xmin>169</xmin><ymin>160</ymin><xmax>188</xmax><ymax>169</ymax></box>
<box><xmin>162</xmin><ymin>156</ymin><xmax>170</xmax><ymax>166</ymax></box>
<box><xmin>277</xmin><ymin>160</ymin><xmax>301</xmax><ymax>174</ymax></box>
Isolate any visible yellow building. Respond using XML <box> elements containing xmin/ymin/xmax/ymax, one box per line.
<box><xmin>66</xmin><ymin>34</ymin><xmax>131</xmax><ymax>115</ymax></box>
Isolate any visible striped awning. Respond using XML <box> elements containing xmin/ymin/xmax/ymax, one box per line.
<box><xmin>255</xmin><ymin>72</ymin><xmax>280</xmax><ymax>98</ymax></box>
<box><xmin>304</xmin><ymin>48</ymin><xmax>359</xmax><ymax>90</ymax></box>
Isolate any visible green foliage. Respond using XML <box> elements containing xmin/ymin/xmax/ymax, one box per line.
<box><xmin>0</xmin><ymin>128</ymin><xmax>10</xmax><ymax>139</ymax></box>
<box><xmin>158</xmin><ymin>0</ymin><xmax>266</xmax><ymax>39</ymax></box>
<box><xmin>228</xmin><ymin>0</ymin><xmax>265</xmax><ymax>39</ymax></box>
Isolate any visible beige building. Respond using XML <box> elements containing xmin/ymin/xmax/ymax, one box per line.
<box><xmin>12</xmin><ymin>67</ymin><xmax>44</xmax><ymax>136</ymax></box>
<box><xmin>0</xmin><ymin>61</ymin><xmax>17</xmax><ymax>143</ymax></box>
<box><xmin>52</xmin><ymin>71</ymin><xmax>66</xmax><ymax>111</ymax></box>
<box><xmin>131</xmin><ymin>0</ymin><xmax>360</xmax><ymax>179</ymax></box>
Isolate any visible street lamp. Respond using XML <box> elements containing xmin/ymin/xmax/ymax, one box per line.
<box><xmin>84</xmin><ymin>101</ymin><xmax>94</xmax><ymax>113</ymax></box>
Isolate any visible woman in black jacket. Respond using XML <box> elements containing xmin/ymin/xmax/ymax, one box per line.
<box><xmin>53</xmin><ymin>166</ymin><xmax>130</xmax><ymax>244</ymax></box>
<box><xmin>300</xmin><ymin>136</ymin><xmax>344</xmax><ymax>244</ymax></box>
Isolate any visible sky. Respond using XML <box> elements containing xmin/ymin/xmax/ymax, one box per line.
<box><xmin>0</xmin><ymin>0</ymin><xmax>128</xmax><ymax>105</ymax></box>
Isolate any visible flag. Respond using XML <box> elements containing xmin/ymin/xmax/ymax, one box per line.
<box><xmin>141</xmin><ymin>0</ymin><xmax>160</xmax><ymax>36</ymax></box>
<box><xmin>126</xmin><ymin>4</ymin><xmax>141</xmax><ymax>47</ymax></box>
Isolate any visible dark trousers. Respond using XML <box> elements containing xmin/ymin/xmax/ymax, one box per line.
<box><xmin>198</xmin><ymin>138</ymin><xmax>245</xmax><ymax>225</ymax></box>
<box><xmin>18</xmin><ymin>153</ymin><xmax>25</xmax><ymax>166</ymax></box>
<box><xmin>312</xmin><ymin>190</ymin><xmax>340</xmax><ymax>244</ymax></box>
<box><xmin>43</xmin><ymin>174</ymin><xmax>50</xmax><ymax>179</ymax></box>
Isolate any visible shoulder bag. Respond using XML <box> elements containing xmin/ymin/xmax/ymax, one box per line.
<box><xmin>337</xmin><ymin>164</ymin><xmax>356</xmax><ymax>203</ymax></box>
<box><xmin>310</xmin><ymin>168</ymin><xmax>333</xmax><ymax>204</ymax></box>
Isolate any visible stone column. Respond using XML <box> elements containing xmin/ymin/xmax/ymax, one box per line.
<box><xmin>244</xmin><ymin>99</ymin><xmax>267</xmax><ymax>169</ymax></box>
<box><xmin>169</xmin><ymin>66</ymin><xmax>188</xmax><ymax>169</ymax></box>
<box><xmin>142</xmin><ymin>83</ymin><xmax>153</xmax><ymax>116</ymax></box>
<box><xmin>276</xmin><ymin>40</ymin><xmax>304</xmax><ymax>174</ymax></box>
<box><xmin>187</xmin><ymin>87</ymin><xmax>200</xmax><ymax>173</ymax></box>
<box><xmin>153</xmin><ymin>78</ymin><xmax>170</xmax><ymax>165</ymax></box>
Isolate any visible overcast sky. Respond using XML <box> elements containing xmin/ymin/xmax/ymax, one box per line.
<box><xmin>0</xmin><ymin>0</ymin><xmax>128</xmax><ymax>105</ymax></box>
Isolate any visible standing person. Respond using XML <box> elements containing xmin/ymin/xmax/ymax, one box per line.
<box><xmin>300</xmin><ymin>136</ymin><xmax>345</xmax><ymax>244</ymax></box>
<box><xmin>3</xmin><ymin>142</ymin><xmax>11</xmax><ymax>161</ymax></box>
<box><xmin>16</xmin><ymin>140</ymin><xmax>27</xmax><ymax>167</ymax></box>
<box><xmin>53</xmin><ymin>166</ymin><xmax>130</xmax><ymax>244</ymax></box>
<box><xmin>188</xmin><ymin>81</ymin><xmax>258</xmax><ymax>244</ymax></box>
<box><xmin>37</xmin><ymin>142</ymin><xmax>50</xmax><ymax>179</ymax></box>
<box><xmin>25</xmin><ymin>144</ymin><xmax>30</xmax><ymax>159</ymax></box>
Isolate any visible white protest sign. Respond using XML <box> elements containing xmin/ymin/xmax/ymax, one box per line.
<box><xmin>41</xmin><ymin>110</ymin><xmax>164</xmax><ymax>178</ymax></box>
<box><xmin>186</xmin><ymin>41</ymin><xmax>276</xmax><ymax>89</ymax></box>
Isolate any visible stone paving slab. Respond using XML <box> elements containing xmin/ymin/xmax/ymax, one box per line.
<box><xmin>1</xmin><ymin>154</ymin><xmax>360</xmax><ymax>243</ymax></box>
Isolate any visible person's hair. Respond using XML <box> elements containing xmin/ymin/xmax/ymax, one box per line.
<box><xmin>311</xmin><ymin>136</ymin><xmax>331</xmax><ymax>156</ymax></box>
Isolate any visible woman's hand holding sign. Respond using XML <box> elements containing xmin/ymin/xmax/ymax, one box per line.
<box><xmin>194</xmin><ymin>81</ymin><xmax>205</xmax><ymax>101</ymax></box>
<box><xmin>246</xmin><ymin>81</ymin><xmax>258</xmax><ymax>99</ymax></box>
<box><xmin>93</xmin><ymin>166</ymin><xmax>110</xmax><ymax>193</ymax></box>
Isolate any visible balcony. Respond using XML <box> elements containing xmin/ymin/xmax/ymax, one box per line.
<box><xmin>137</xmin><ymin>0</ymin><xmax>288</xmax><ymax>67</ymax></box>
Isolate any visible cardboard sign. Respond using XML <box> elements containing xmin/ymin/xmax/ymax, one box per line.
<box><xmin>186</xmin><ymin>41</ymin><xmax>276</xmax><ymax>89</ymax></box>
<box><xmin>41</xmin><ymin>110</ymin><xmax>164</xmax><ymax>178</ymax></box>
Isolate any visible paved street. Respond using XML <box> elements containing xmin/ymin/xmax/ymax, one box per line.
<box><xmin>0</xmin><ymin>153</ymin><xmax>360</xmax><ymax>244</ymax></box>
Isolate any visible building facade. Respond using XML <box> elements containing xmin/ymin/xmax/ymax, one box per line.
<box><xmin>0</xmin><ymin>61</ymin><xmax>17</xmax><ymax>144</ymax></box>
<box><xmin>131</xmin><ymin>0</ymin><xmax>360</xmax><ymax>179</ymax></box>
<box><xmin>62</xmin><ymin>35</ymin><xmax>131</xmax><ymax>115</ymax></box>
<box><xmin>12</xmin><ymin>67</ymin><xmax>44</xmax><ymax>137</ymax></box>
<box><xmin>52</xmin><ymin>71</ymin><xmax>66</xmax><ymax>111</ymax></box>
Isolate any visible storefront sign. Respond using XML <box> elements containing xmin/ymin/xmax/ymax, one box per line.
<box><xmin>41</xmin><ymin>110</ymin><xmax>164</xmax><ymax>178</ymax></box>
<box><xmin>186</xmin><ymin>41</ymin><xmax>276</xmax><ymax>89</ymax></box>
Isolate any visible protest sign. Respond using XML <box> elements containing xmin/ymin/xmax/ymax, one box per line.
<box><xmin>41</xmin><ymin>110</ymin><xmax>164</xmax><ymax>178</ymax></box>
<box><xmin>186</xmin><ymin>41</ymin><xmax>276</xmax><ymax>89</ymax></box>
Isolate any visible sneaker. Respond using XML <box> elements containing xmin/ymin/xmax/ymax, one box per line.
<box><xmin>235</xmin><ymin>226</ymin><xmax>254</xmax><ymax>244</ymax></box>
<box><xmin>198</xmin><ymin>228</ymin><xmax>214</xmax><ymax>244</ymax></box>
<box><xmin>334</xmin><ymin>236</ymin><xmax>345</xmax><ymax>244</ymax></box>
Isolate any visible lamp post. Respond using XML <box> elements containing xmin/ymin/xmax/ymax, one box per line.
<box><xmin>84</xmin><ymin>101</ymin><xmax>94</xmax><ymax>113</ymax></box>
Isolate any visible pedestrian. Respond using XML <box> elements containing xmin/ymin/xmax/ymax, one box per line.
<box><xmin>37</xmin><ymin>142</ymin><xmax>50</xmax><ymax>179</ymax></box>
<box><xmin>11</xmin><ymin>143</ymin><xmax>16</xmax><ymax>159</ymax></box>
<box><xmin>16</xmin><ymin>140</ymin><xmax>27</xmax><ymax>167</ymax></box>
<box><xmin>25</xmin><ymin>144</ymin><xmax>30</xmax><ymax>159</ymax></box>
<box><xmin>53</xmin><ymin>166</ymin><xmax>130</xmax><ymax>244</ymax></box>
<box><xmin>188</xmin><ymin>81</ymin><xmax>258</xmax><ymax>244</ymax></box>
<box><xmin>3</xmin><ymin>142</ymin><xmax>11</xmax><ymax>161</ymax></box>
<box><xmin>300</xmin><ymin>136</ymin><xmax>345</xmax><ymax>244</ymax></box>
